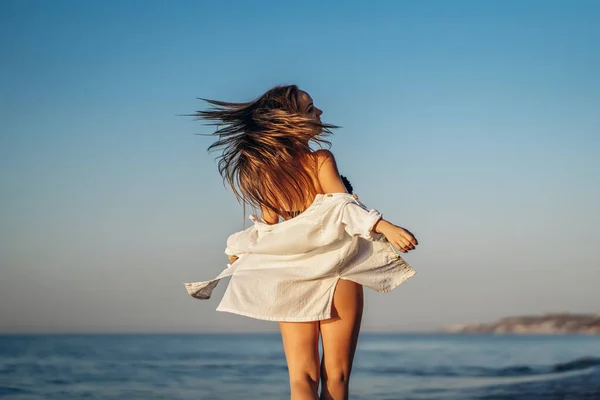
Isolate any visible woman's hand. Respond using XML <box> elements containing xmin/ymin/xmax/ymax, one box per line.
<box><xmin>228</xmin><ymin>255</ymin><xmax>239</xmax><ymax>264</ymax></box>
<box><xmin>374</xmin><ymin>219</ymin><xmax>418</xmax><ymax>253</ymax></box>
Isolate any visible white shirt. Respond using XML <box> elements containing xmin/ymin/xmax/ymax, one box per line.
<box><xmin>185</xmin><ymin>192</ymin><xmax>415</xmax><ymax>322</ymax></box>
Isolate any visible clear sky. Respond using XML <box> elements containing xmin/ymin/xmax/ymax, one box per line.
<box><xmin>1</xmin><ymin>0</ymin><xmax>599</xmax><ymax>333</ymax></box>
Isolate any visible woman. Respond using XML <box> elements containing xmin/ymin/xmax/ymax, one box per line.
<box><xmin>186</xmin><ymin>85</ymin><xmax>418</xmax><ymax>400</ymax></box>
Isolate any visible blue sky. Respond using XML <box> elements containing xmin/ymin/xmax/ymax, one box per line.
<box><xmin>1</xmin><ymin>0</ymin><xmax>599</xmax><ymax>333</ymax></box>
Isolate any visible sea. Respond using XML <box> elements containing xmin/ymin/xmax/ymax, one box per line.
<box><xmin>1</xmin><ymin>333</ymin><xmax>599</xmax><ymax>400</ymax></box>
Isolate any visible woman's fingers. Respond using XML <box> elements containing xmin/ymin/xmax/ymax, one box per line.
<box><xmin>388</xmin><ymin>226</ymin><xmax>419</xmax><ymax>253</ymax></box>
<box><xmin>398</xmin><ymin>236</ymin><xmax>415</xmax><ymax>251</ymax></box>
<box><xmin>398</xmin><ymin>238</ymin><xmax>411</xmax><ymax>251</ymax></box>
<box><xmin>395</xmin><ymin>242</ymin><xmax>407</xmax><ymax>252</ymax></box>
<box><xmin>402</xmin><ymin>229</ymin><xmax>418</xmax><ymax>245</ymax></box>
<box><xmin>393</xmin><ymin>240</ymin><xmax>409</xmax><ymax>253</ymax></box>
<box><xmin>394</xmin><ymin>235</ymin><xmax>416</xmax><ymax>252</ymax></box>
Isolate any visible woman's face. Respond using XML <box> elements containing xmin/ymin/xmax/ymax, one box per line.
<box><xmin>295</xmin><ymin>90</ymin><xmax>323</xmax><ymax>122</ymax></box>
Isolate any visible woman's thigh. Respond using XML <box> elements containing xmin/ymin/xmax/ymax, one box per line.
<box><xmin>319</xmin><ymin>279</ymin><xmax>364</xmax><ymax>380</ymax></box>
<box><xmin>279</xmin><ymin>321</ymin><xmax>321</xmax><ymax>381</ymax></box>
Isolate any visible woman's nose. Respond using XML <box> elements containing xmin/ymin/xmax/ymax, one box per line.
<box><xmin>316</xmin><ymin>108</ymin><xmax>323</xmax><ymax>116</ymax></box>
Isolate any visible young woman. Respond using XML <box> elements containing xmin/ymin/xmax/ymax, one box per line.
<box><xmin>186</xmin><ymin>85</ymin><xmax>418</xmax><ymax>400</ymax></box>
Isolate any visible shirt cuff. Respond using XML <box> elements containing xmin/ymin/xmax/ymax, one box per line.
<box><xmin>340</xmin><ymin>201</ymin><xmax>383</xmax><ymax>241</ymax></box>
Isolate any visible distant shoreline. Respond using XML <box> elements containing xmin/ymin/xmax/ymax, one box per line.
<box><xmin>441</xmin><ymin>313</ymin><xmax>600</xmax><ymax>335</ymax></box>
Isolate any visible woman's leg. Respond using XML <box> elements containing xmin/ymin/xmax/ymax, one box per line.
<box><xmin>279</xmin><ymin>321</ymin><xmax>321</xmax><ymax>400</ymax></box>
<box><xmin>319</xmin><ymin>279</ymin><xmax>364</xmax><ymax>400</ymax></box>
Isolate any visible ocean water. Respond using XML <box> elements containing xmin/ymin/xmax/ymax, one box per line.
<box><xmin>1</xmin><ymin>333</ymin><xmax>599</xmax><ymax>400</ymax></box>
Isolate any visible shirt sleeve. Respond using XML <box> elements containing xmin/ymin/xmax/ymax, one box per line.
<box><xmin>340</xmin><ymin>199</ymin><xmax>383</xmax><ymax>241</ymax></box>
<box><xmin>224</xmin><ymin>228</ymin><xmax>248</xmax><ymax>256</ymax></box>
<box><xmin>224</xmin><ymin>218</ymin><xmax>261</xmax><ymax>256</ymax></box>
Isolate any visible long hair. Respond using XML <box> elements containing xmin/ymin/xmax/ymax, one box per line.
<box><xmin>194</xmin><ymin>85</ymin><xmax>338</xmax><ymax>219</ymax></box>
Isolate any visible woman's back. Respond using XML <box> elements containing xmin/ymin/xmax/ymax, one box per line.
<box><xmin>266</xmin><ymin>149</ymin><xmax>349</xmax><ymax>224</ymax></box>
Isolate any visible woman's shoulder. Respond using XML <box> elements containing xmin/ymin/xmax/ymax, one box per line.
<box><xmin>310</xmin><ymin>149</ymin><xmax>347</xmax><ymax>194</ymax></box>
<box><xmin>311</xmin><ymin>149</ymin><xmax>337</xmax><ymax>171</ymax></box>
<box><xmin>312</xmin><ymin>148</ymin><xmax>335</xmax><ymax>160</ymax></box>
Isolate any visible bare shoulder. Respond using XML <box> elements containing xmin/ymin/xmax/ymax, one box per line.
<box><xmin>313</xmin><ymin>149</ymin><xmax>337</xmax><ymax>171</ymax></box>
<box><xmin>312</xmin><ymin>149</ymin><xmax>346</xmax><ymax>193</ymax></box>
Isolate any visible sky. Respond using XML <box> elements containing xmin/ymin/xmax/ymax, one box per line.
<box><xmin>1</xmin><ymin>0</ymin><xmax>599</xmax><ymax>333</ymax></box>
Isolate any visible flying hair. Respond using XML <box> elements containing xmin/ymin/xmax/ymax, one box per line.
<box><xmin>194</xmin><ymin>85</ymin><xmax>338</xmax><ymax>219</ymax></box>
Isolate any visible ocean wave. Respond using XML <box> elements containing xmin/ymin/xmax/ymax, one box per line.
<box><xmin>369</xmin><ymin>356</ymin><xmax>600</xmax><ymax>378</ymax></box>
<box><xmin>0</xmin><ymin>386</ymin><xmax>32</xmax><ymax>396</ymax></box>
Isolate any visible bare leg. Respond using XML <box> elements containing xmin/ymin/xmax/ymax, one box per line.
<box><xmin>279</xmin><ymin>321</ymin><xmax>321</xmax><ymax>400</ymax></box>
<box><xmin>319</xmin><ymin>279</ymin><xmax>364</xmax><ymax>400</ymax></box>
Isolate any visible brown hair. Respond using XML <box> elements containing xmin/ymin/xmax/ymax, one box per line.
<box><xmin>194</xmin><ymin>85</ymin><xmax>337</xmax><ymax>219</ymax></box>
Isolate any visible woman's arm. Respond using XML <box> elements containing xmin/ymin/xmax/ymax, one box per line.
<box><xmin>317</xmin><ymin>150</ymin><xmax>418</xmax><ymax>253</ymax></box>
